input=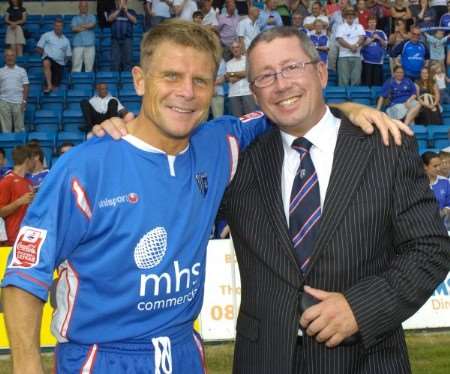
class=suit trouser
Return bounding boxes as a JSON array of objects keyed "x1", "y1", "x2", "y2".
[
  {"x1": 72, "y1": 46, "x2": 96, "y2": 72},
  {"x1": 338, "y1": 56, "x2": 362, "y2": 86},
  {"x1": 228, "y1": 95, "x2": 257, "y2": 117},
  {"x1": 80, "y1": 99, "x2": 118, "y2": 132},
  {"x1": 0, "y1": 100, "x2": 24, "y2": 133}
]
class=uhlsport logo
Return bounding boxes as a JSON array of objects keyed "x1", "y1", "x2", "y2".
[
  {"x1": 134, "y1": 227, "x2": 201, "y2": 312},
  {"x1": 98, "y1": 192, "x2": 139, "y2": 208}
]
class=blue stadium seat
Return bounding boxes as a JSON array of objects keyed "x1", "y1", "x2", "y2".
[
  {"x1": 119, "y1": 85, "x2": 137, "y2": 97},
  {"x1": 62, "y1": 109, "x2": 84, "y2": 130},
  {"x1": 120, "y1": 71, "x2": 133, "y2": 85},
  {"x1": 412, "y1": 125, "x2": 428, "y2": 151},
  {"x1": 34, "y1": 110, "x2": 61, "y2": 132},
  {"x1": 57, "y1": 131, "x2": 86, "y2": 148},
  {"x1": 371, "y1": 86, "x2": 382, "y2": 105},
  {"x1": 0, "y1": 133, "x2": 27, "y2": 166},
  {"x1": 71, "y1": 83, "x2": 94, "y2": 94},
  {"x1": 96, "y1": 71, "x2": 120, "y2": 85},
  {"x1": 428, "y1": 125, "x2": 450, "y2": 150},
  {"x1": 40, "y1": 90, "x2": 65, "y2": 111},
  {"x1": 27, "y1": 15, "x2": 42, "y2": 23},
  {"x1": 70, "y1": 71, "x2": 95, "y2": 85},
  {"x1": 25, "y1": 106, "x2": 36, "y2": 132},
  {"x1": 324, "y1": 86, "x2": 348, "y2": 101},
  {"x1": 347, "y1": 86, "x2": 371, "y2": 102}
]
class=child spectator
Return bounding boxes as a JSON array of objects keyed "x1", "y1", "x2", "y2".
[
  {"x1": 192, "y1": 10, "x2": 204, "y2": 24},
  {"x1": 416, "y1": 67, "x2": 443, "y2": 125},
  {"x1": 424, "y1": 29, "x2": 449, "y2": 71},
  {"x1": 26, "y1": 143, "x2": 49, "y2": 192},
  {"x1": 308, "y1": 20, "x2": 329, "y2": 65},
  {"x1": 361, "y1": 15, "x2": 387, "y2": 86},
  {"x1": 0, "y1": 145, "x2": 34, "y2": 246},
  {"x1": 430, "y1": 62, "x2": 450, "y2": 104},
  {"x1": 5, "y1": 0, "x2": 27, "y2": 57},
  {"x1": 0, "y1": 148, "x2": 12, "y2": 178}
]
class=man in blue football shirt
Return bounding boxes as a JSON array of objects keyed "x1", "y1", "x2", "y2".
[{"x1": 2, "y1": 21, "x2": 409, "y2": 374}]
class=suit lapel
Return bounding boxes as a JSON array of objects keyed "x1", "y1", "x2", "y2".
[
  {"x1": 250, "y1": 129, "x2": 300, "y2": 269},
  {"x1": 305, "y1": 117, "x2": 374, "y2": 276}
]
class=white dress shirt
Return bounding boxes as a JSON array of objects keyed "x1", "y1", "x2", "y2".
[{"x1": 280, "y1": 107, "x2": 341, "y2": 225}]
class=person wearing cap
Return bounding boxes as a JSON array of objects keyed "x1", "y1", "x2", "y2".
[{"x1": 336, "y1": 6, "x2": 366, "y2": 86}]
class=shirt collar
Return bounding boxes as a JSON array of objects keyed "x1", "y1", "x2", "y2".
[{"x1": 280, "y1": 106, "x2": 340, "y2": 155}]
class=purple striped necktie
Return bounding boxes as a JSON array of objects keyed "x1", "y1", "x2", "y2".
[{"x1": 289, "y1": 137, "x2": 321, "y2": 272}]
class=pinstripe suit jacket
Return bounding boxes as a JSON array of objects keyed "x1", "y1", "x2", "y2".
[{"x1": 222, "y1": 114, "x2": 450, "y2": 374}]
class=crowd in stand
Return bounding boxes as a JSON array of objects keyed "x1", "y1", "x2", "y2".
[{"x1": 3, "y1": 0, "x2": 450, "y2": 129}]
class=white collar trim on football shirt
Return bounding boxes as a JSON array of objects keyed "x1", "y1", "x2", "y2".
[{"x1": 123, "y1": 134, "x2": 189, "y2": 177}]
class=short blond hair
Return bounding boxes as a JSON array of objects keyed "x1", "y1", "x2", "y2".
[{"x1": 140, "y1": 20, "x2": 222, "y2": 74}]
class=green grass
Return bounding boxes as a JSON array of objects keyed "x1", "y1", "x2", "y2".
[{"x1": 0, "y1": 332, "x2": 448, "y2": 373}]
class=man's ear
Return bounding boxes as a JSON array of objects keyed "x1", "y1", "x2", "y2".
[{"x1": 132, "y1": 66, "x2": 145, "y2": 97}]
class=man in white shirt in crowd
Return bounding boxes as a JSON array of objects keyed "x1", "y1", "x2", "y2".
[
  {"x1": 303, "y1": 1, "x2": 329, "y2": 31},
  {"x1": 37, "y1": 18, "x2": 72, "y2": 93},
  {"x1": 336, "y1": 6, "x2": 365, "y2": 86},
  {"x1": 200, "y1": 0, "x2": 219, "y2": 27},
  {"x1": 71, "y1": 1, "x2": 96, "y2": 73},
  {"x1": 144, "y1": 0, "x2": 172, "y2": 30},
  {"x1": 225, "y1": 40, "x2": 257, "y2": 117},
  {"x1": 0, "y1": 49, "x2": 29, "y2": 133},
  {"x1": 238, "y1": 6, "x2": 261, "y2": 50},
  {"x1": 174, "y1": 0, "x2": 198, "y2": 21},
  {"x1": 80, "y1": 82, "x2": 128, "y2": 133},
  {"x1": 218, "y1": 0, "x2": 241, "y2": 59}
]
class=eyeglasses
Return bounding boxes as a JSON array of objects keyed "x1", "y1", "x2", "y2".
[{"x1": 251, "y1": 60, "x2": 319, "y2": 88}]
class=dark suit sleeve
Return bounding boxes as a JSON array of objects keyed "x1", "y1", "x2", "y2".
[{"x1": 344, "y1": 136, "x2": 450, "y2": 349}]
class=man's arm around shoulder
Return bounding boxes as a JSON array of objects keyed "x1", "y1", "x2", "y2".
[{"x1": 2, "y1": 286, "x2": 45, "y2": 374}]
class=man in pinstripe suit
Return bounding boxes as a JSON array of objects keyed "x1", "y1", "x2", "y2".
[{"x1": 221, "y1": 27, "x2": 450, "y2": 373}]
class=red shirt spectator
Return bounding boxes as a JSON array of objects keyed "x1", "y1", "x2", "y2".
[
  {"x1": 0, "y1": 145, "x2": 34, "y2": 246},
  {"x1": 357, "y1": 0, "x2": 371, "y2": 29}
]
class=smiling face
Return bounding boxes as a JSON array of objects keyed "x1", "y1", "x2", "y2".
[
  {"x1": 132, "y1": 40, "x2": 216, "y2": 151},
  {"x1": 248, "y1": 36, "x2": 327, "y2": 137}
]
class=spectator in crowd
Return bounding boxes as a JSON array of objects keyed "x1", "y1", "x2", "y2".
[
  {"x1": 37, "y1": 18, "x2": 71, "y2": 93},
  {"x1": 80, "y1": 82, "x2": 128, "y2": 133},
  {"x1": 0, "y1": 49, "x2": 28, "y2": 133},
  {"x1": 291, "y1": 0, "x2": 311, "y2": 18},
  {"x1": 238, "y1": 6, "x2": 261, "y2": 50},
  {"x1": 431, "y1": 62, "x2": 450, "y2": 103},
  {"x1": 58, "y1": 142, "x2": 75, "y2": 156},
  {"x1": 218, "y1": 0, "x2": 241, "y2": 59},
  {"x1": 391, "y1": 0, "x2": 413, "y2": 32},
  {"x1": 97, "y1": 0, "x2": 116, "y2": 29},
  {"x1": 225, "y1": 40, "x2": 257, "y2": 117},
  {"x1": 431, "y1": 0, "x2": 448, "y2": 24},
  {"x1": 377, "y1": 65, "x2": 421, "y2": 126},
  {"x1": 0, "y1": 145, "x2": 34, "y2": 246},
  {"x1": 361, "y1": 15, "x2": 387, "y2": 86},
  {"x1": 291, "y1": 11, "x2": 307, "y2": 33},
  {"x1": 108, "y1": 0, "x2": 137, "y2": 72},
  {"x1": 336, "y1": 7, "x2": 365, "y2": 86},
  {"x1": 439, "y1": 151, "x2": 450, "y2": 178},
  {"x1": 388, "y1": 18, "x2": 409, "y2": 73},
  {"x1": 308, "y1": 20, "x2": 329, "y2": 65},
  {"x1": 275, "y1": 0, "x2": 291, "y2": 25},
  {"x1": 26, "y1": 143, "x2": 49, "y2": 192},
  {"x1": 200, "y1": 0, "x2": 219, "y2": 27},
  {"x1": 415, "y1": 67, "x2": 443, "y2": 125},
  {"x1": 425, "y1": 29, "x2": 449, "y2": 71},
  {"x1": 258, "y1": 0, "x2": 284, "y2": 31},
  {"x1": 211, "y1": 58, "x2": 226, "y2": 118},
  {"x1": 392, "y1": 25, "x2": 430, "y2": 80},
  {"x1": 174, "y1": 0, "x2": 198, "y2": 20},
  {"x1": 356, "y1": 0, "x2": 370, "y2": 29},
  {"x1": 304, "y1": 2, "x2": 329, "y2": 30},
  {"x1": 409, "y1": 0, "x2": 422, "y2": 21},
  {"x1": 439, "y1": 0, "x2": 450, "y2": 26},
  {"x1": 417, "y1": 0, "x2": 437, "y2": 28},
  {"x1": 143, "y1": 0, "x2": 172, "y2": 30},
  {"x1": 71, "y1": 1, "x2": 97, "y2": 73},
  {"x1": 422, "y1": 151, "x2": 450, "y2": 226},
  {"x1": 192, "y1": 10, "x2": 204, "y2": 23},
  {"x1": 5, "y1": 0, "x2": 27, "y2": 57},
  {"x1": 0, "y1": 148, "x2": 12, "y2": 178}
]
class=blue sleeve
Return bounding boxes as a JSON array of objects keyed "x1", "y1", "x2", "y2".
[
  {"x1": 445, "y1": 181, "x2": 450, "y2": 207},
  {"x1": 1, "y1": 156, "x2": 91, "y2": 301},
  {"x1": 391, "y1": 41, "x2": 405, "y2": 57},
  {"x1": 207, "y1": 113, "x2": 272, "y2": 151}
]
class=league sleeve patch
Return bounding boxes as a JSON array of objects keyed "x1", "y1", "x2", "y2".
[
  {"x1": 226, "y1": 135, "x2": 239, "y2": 183},
  {"x1": 8, "y1": 226, "x2": 47, "y2": 269},
  {"x1": 239, "y1": 111, "x2": 264, "y2": 123}
]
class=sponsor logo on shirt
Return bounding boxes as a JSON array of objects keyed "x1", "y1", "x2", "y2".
[
  {"x1": 98, "y1": 192, "x2": 139, "y2": 208},
  {"x1": 9, "y1": 226, "x2": 47, "y2": 269},
  {"x1": 134, "y1": 226, "x2": 201, "y2": 312}
]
